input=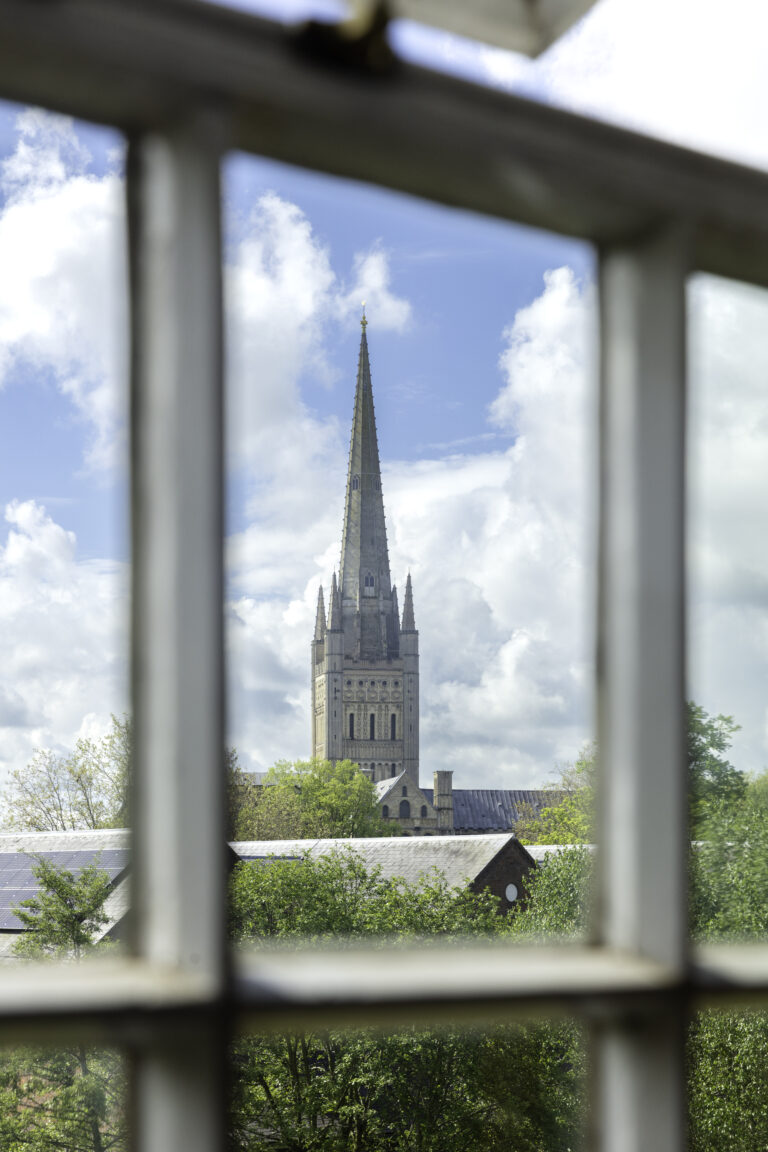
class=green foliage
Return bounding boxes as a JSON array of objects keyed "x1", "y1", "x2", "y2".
[
  {"x1": 507, "y1": 848, "x2": 592, "y2": 942},
  {"x1": 688, "y1": 1008, "x2": 768, "y2": 1152},
  {"x1": 687, "y1": 702, "x2": 745, "y2": 833},
  {"x1": 230, "y1": 1021, "x2": 586, "y2": 1152},
  {"x1": 233, "y1": 758, "x2": 396, "y2": 841},
  {"x1": 520, "y1": 704, "x2": 745, "y2": 846},
  {"x1": 690, "y1": 772, "x2": 768, "y2": 942},
  {"x1": 12, "y1": 855, "x2": 113, "y2": 961},
  {"x1": 515, "y1": 746, "x2": 595, "y2": 845},
  {"x1": 1, "y1": 857, "x2": 126, "y2": 1151},
  {"x1": 0, "y1": 715, "x2": 131, "y2": 831},
  {"x1": 229, "y1": 849, "x2": 586, "y2": 1151},
  {"x1": 229, "y1": 849, "x2": 502, "y2": 944},
  {"x1": 509, "y1": 751, "x2": 768, "y2": 1152},
  {"x1": 685, "y1": 768, "x2": 768, "y2": 1149},
  {"x1": 0, "y1": 1046, "x2": 126, "y2": 1152}
]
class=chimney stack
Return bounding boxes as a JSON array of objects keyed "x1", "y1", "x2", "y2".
[{"x1": 433, "y1": 770, "x2": 454, "y2": 833}]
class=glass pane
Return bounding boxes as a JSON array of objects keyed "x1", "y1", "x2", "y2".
[
  {"x1": 0, "y1": 103, "x2": 129, "y2": 951},
  {"x1": 0, "y1": 1044, "x2": 127, "y2": 1149},
  {"x1": 230, "y1": 1020, "x2": 587, "y2": 1151},
  {"x1": 687, "y1": 274, "x2": 768, "y2": 941},
  {"x1": 222, "y1": 151, "x2": 596, "y2": 946},
  {"x1": 689, "y1": 1008, "x2": 768, "y2": 1151}
]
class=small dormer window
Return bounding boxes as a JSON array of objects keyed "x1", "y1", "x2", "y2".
[{"x1": 352, "y1": 475, "x2": 360, "y2": 490}]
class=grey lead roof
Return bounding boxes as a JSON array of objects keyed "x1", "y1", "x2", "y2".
[
  {"x1": 234, "y1": 833, "x2": 521, "y2": 889},
  {"x1": 0, "y1": 829, "x2": 131, "y2": 956},
  {"x1": 421, "y1": 789, "x2": 566, "y2": 832}
]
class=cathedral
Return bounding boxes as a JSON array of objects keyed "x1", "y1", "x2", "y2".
[
  {"x1": 310, "y1": 313, "x2": 445, "y2": 833},
  {"x1": 311, "y1": 314, "x2": 560, "y2": 837}
]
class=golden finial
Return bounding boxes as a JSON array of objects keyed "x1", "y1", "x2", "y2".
[{"x1": 361, "y1": 301, "x2": 367, "y2": 330}]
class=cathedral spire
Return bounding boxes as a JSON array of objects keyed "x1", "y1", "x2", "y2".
[
  {"x1": 327, "y1": 571, "x2": 342, "y2": 631},
  {"x1": 338, "y1": 315, "x2": 393, "y2": 659},
  {"x1": 401, "y1": 572, "x2": 416, "y2": 632},
  {"x1": 314, "y1": 585, "x2": 326, "y2": 640}
]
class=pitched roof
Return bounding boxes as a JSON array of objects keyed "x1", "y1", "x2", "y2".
[
  {"x1": 0, "y1": 828, "x2": 130, "y2": 959},
  {"x1": 375, "y1": 771, "x2": 407, "y2": 801},
  {"x1": 233, "y1": 833, "x2": 526, "y2": 889},
  {"x1": 421, "y1": 789, "x2": 567, "y2": 832}
]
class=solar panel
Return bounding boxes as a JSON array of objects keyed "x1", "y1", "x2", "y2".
[{"x1": 0, "y1": 850, "x2": 129, "y2": 933}]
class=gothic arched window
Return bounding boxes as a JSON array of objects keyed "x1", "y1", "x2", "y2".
[
  {"x1": 391, "y1": 764, "x2": 396, "y2": 776},
  {"x1": 369, "y1": 713, "x2": 375, "y2": 740},
  {"x1": 420, "y1": 805, "x2": 427, "y2": 818},
  {"x1": 399, "y1": 799, "x2": 410, "y2": 819},
  {"x1": 382, "y1": 805, "x2": 389, "y2": 819},
  {"x1": 390, "y1": 713, "x2": 396, "y2": 740},
  {"x1": 352, "y1": 475, "x2": 359, "y2": 490},
  {"x1": 349, "y1": 713, "x2": 354, "y2": 739},
  {"x1": 364, "y1": 573, "x2": 374, "y2": 589},
  {"x1": 402, "y1": 786, "x2": 407, "y2": 797}
]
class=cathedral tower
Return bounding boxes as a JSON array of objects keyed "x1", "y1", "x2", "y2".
[{"x1": 311, "y1": 313, "x2": 419, "y2": 784}]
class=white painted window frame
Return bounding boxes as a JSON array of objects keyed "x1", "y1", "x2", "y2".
[{"x1": 1, "y1": 3, "x2": 768, "y2": 1150}]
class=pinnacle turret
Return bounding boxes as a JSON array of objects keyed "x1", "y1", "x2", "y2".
[
  {"x1": 391, "y1": 584, "x2": 400, "y2": 632},
  {"x1": 401, "y1": 572, "x2": 416, "y2": 632},
  {"x1": 327, "y1": 571, "x2": 342, "y2": 631},
  {"x1": 314, "y1": 585, "x2": 326, "y2": 640}
]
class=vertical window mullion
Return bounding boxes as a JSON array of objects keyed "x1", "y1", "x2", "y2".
[
  {"x1": 128, "y1": 113, "x2": 228, "y2": 1151},
  {"x1": 595, "y1": 226, "x2": 690, "y2": 1151}
]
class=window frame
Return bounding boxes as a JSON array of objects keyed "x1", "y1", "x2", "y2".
[{"x1": 0, "y1": 3, "x2": 767, "y2": 1150}]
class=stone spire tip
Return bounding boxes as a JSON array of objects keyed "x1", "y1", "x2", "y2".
[
  {"x1": 327, "y1": 571, "x2": 342, "y2": 631},
  {"x1": 401, "y1": 571, "x2": 416, "y2": 631},
  {"x1": 314, "y1": 584, "x2": 326, "y2": 640},
  {"x1": 361, "y1": 301, "x2": 367, "y2": 330}
]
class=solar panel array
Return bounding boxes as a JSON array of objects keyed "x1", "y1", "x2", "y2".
[{"x1": 0, "y1": 850, "x2": 129, "y2": 931}]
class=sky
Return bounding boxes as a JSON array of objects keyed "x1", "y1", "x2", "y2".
[{"x1": 1, "y1": 0, "x2": 768, "y2": 790}]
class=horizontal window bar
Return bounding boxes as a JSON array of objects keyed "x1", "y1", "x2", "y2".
[
  {"x1": 0, "y1": 3, "x2": 768, "y2": 287},
  {"x1": 1, "y1": 944, "x2": 766, "y2": 1042}
]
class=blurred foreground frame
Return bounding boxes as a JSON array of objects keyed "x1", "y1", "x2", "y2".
[{"x1": 1, "y1": 1, "x2": 768, "y2": 1150}]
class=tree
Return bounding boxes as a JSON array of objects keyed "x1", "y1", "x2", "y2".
[
  {"x1": 13, "y1": 855, "x2": 113, "y2": 961},
  {"x1": 0, "y1": 715, "x2": 131, "y2": 832},
  {"x1": 0, "y1": 857, "x2": 127, "y2": 1152},
  {"x1": 687, "y1": 702, "x2": 744, "y2": 832},
  {"x1": 228, "y1": 849, "x2": 586, "y2": 1151},
  {"x1": 518, "y1": 704, "x2": 746, "y2": 845},
  {"x1": 514, "y1": 746, "x2": 595, "y2": 845},
  {"x1": 232, "y1": 757, "x2": 396, "y2": 841}
]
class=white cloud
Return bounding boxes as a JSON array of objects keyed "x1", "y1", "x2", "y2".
[
  {"x1": 0, "y1": 110, "x2": 127, "y2": 473},
  {"x1": 382, "y1": 267, "x2": 598, "y2": 785},
  {"x1": 0, "y1": 500, "x2": 127, "y2": 783},
  {"x1": 336, "y1": 246, "x2": 412, "y2": 332}
]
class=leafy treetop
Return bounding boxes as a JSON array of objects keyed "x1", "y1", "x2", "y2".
[
  {"x1": 229, "y1": 756, "x2": 397, "y2": 841},
  {"x1": 13, "y1": 855, "x2": 113, "y2": 962},
  {"x1": 1, "y1": 715, "x2": 131, "y2": 832}
]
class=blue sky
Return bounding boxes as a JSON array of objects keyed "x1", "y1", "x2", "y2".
[{"x1": 1, "y1": 0, "x2": 768, "y2": 789}]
